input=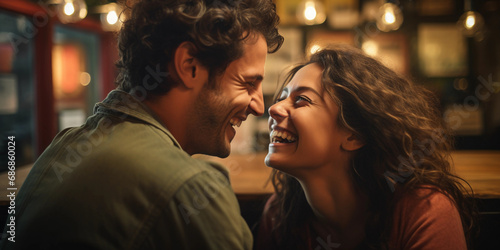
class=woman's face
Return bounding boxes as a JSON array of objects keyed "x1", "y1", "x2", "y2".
[{"x1": 265, "y1": 63, "x2": 354, "y2": 174}]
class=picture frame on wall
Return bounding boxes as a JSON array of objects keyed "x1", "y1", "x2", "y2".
[
  {"x1": 305, "y1": 30, "x2": 355, "y2": 57},
  {"x1": 275, "y1": 0, "x2": 302, "y2": 25},
  {"x1": 417, "y1": 0, "x2": 456, "y2": 16},
  {"x1": 418, "y1": 23, "x2": 468, "y2": 77},
  {"x1": 263, "y1": 27, "x2": 304, "y2": 95},
  {"x1": 0, "y1": 74, "x2": 18, "y2": 115},
  {"x1": 360, "y1": 33, "x2": 410, "y2": 76}
]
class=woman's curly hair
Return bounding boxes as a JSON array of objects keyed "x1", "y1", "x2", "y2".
[
  {"x1": 116, "y1": 0, "x2": 283, "y2": 97},
  {"x1": 270, "y1": 45, "x2": 477, "y2": 249}
]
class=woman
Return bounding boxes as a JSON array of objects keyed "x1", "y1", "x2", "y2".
[{"x1": 255, "y1": 46, "x2": 476, "y2": 249}]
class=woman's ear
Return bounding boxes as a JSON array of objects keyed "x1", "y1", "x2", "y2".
[
  {"x1": 341, "y1": 133, "x2": 365, "y2": 151},
  {"x1": 174, "y1": 41, "x2": 208, "y2": 89}
]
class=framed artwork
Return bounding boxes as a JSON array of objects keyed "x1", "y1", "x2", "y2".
[
  {"x1": 418, "y1": 23, "x2": 468, "y2": 77},
  {"x1": 0, "y1": 74, "x2": 17, "y2": 114},
  {"x1": 305, "y1": 30, "x2": 355, "y2": 57},
  {"x1": 263, "y1": 27, "x2": 303, "y2": 95},
  {"x1": 325, "y1": 0, "x2": 359, "y2": 29},
  {"x1": 361, "y1": 33, "x2": 410, "y2": 76},
  {"x1": 275, "y1": 0, "x2": 302, "y2": 25},
  {"x1": 417, "y1": 0, "x2": 456, "y2": 16},
  {"x1": 52, "y1": 43, "x2": 86, "y2": 100}
]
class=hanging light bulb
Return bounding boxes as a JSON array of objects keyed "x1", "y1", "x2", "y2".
[
  {"x1": 106, "y1": 10, "x2": 119, "y2": 25},
  {"x1": 98, "y1": 3, "x2": 125, "y2": 31},
  {"x1": 376, "y1": 3, "x2": 403, "y2": 32},
  {"x1": 296, "y1": 0, "x2": 326, "y2": 25},
  {"x1": 63, "y1": 2, "x2": 75, "y2": 16},
  {"x1": 57, "y1": 0, "x2": 87, "y2": 23},
  {"x1": 457, "y1": 11, "x2": 485, "y2": 38}
]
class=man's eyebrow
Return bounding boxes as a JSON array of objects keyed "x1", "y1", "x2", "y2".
[{"x1": 244, "y1": 74, "x2": 264, "y2": 82}]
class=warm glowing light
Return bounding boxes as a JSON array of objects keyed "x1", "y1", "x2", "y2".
[
  {"x1": 80, "y1": 72, "x2": 91, "y2": 86},
  {"x1": 64, "y1": 2, "x2": 75, "y2": 16},
  {"x1": 376, "y1": 3, "x2": 403, "y2": 32},
  {"x1": 106, "y1": 10, "x2": 118, "y2": 25},
  {"x1": 309, "y1": 44, "x2": 321, "y2": 55},
  {"x1": 297, "y1": 0, "x2": 325, "y2": 25},
  {"x1": 79, "y1": 7, "x2": 87, "y2": 19},
  {"x1": 458, "y1": 11, "x2": 485, "y2": 38},
  {"x1": 99, "y1": 3, "x2": 124, "y2": 31},
  {"x1": 362, "y1": 41, "x2": 378, "y2": 57},
  {"x1": 465, "y1": 15, "x2": 476, "y2": 29},
  {"x1": 58, "y1": 0, "x2": 87, "y2": 23},
  {"x1": 53, "y1": 45, "x2": 83, "y2": 97},
  {"x1": 383, "y1": 11, "x2": 396, "y2": 24},
  {"x1": 304, "y1": 3, "x2": 317, "y2": 21}
]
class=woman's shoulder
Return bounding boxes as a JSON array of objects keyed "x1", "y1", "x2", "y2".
[
  {"x1": 390, "y1": 185, "x2": 467, "y2": 249},
  {"x1": 393, "y1": 185, "x2": 462, "y2": 227},
  {"x1": 394, "y1": 185, "x2": 456, "y2": 209}
]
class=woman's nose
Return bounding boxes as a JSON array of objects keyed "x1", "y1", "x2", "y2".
[{"x1": 268, "y1": 100, "x2": 288, "y2": 121}]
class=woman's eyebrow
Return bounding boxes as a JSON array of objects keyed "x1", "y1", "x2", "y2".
[{"x1": 292, "y1": 86, "x2": 322, "y2": 98}]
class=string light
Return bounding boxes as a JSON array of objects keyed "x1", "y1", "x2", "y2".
[
  {"x1": 376, "y1": 3, "x2": 403, "y2": 32},
  {"x1": 106, "y1": 10, "x2": 118, "y2": 25},
  {"x1": 97, "y1": 3, "x2": 125, "y2": 31},
  {"x1": 304, "y1": 2, "x2": 317, "y2": 21},
  {"x1": 63, "y1": 2, "x2": 75, "y2": 16},
  {"x1": 57, "y1": 0, "x2": 87, "y2": 23},
  {"x1": 458, "y1": 11, "x2": 485, "y2": 38},
  {"x1": 296, "y1": 0, "x2": 326, "y2": 25}
]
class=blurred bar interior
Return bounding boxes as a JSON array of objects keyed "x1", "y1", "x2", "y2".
[{"x1": 0, "y1": 0, "x2": 499, "y2": 248}]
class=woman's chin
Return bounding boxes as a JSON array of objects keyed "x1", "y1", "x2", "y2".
[{"x1": 264, "y1": 153, "x2": 289, "y2": 172}]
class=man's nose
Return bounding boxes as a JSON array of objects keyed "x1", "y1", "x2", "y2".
[{"x1": 248, "y1": 85, "x2": 264, "y2": 116}]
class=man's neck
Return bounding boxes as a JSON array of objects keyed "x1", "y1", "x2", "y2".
[{"x1": 142, "y1": 87, "x2": 195, "y2": 154}]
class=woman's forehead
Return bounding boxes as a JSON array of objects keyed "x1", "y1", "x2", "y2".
[{"x1": 285, "y1": 63, "x2": 323, "y2": 91}]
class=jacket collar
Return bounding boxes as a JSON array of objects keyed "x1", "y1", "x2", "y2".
[{"x1": 94, "y1": 90, "x2": 182, "y2": 149}]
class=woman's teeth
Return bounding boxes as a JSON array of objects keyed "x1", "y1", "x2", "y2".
[{"x1": 270, "y1": 130, "x2": 297, "y2": 143}]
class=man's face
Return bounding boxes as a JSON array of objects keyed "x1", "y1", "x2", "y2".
[{"x1": 189, "y1": 33, "x2": 267, "y2": 157}]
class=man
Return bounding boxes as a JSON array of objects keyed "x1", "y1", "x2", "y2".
[{"x1": 0, "y1": 0, "x2": 283, "y2": 249}]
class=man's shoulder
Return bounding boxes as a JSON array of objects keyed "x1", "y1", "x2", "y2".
[{"x1": 43, "y1": 114, "x2": 229, "y2": 193}]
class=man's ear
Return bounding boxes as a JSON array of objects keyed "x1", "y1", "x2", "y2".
[
  {"x1": 341, "y1": 132, "x2": 365, "y2": 151},
  {"x1": 174, "y1": 41, "x2": 208, "y2": 89}
]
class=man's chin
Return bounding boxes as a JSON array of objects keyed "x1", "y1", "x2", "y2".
[{"x1": 206, "y1": 143, "x2": 231, "y2": 158}]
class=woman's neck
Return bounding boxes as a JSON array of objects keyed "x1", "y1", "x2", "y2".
[{"x1": 298, "y1": 171, "x2": 369, "y2": 247}]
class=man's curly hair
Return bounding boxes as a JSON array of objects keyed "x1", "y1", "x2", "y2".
[{"x1": 115, "y1": 0, "x2": 283, "y2": 98}]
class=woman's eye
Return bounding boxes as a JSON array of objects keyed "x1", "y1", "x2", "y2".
[
  {"x1": 294, "y1": 95, "x2": 312, "y2": 104},
  {"x1": 275, "y1": 97, "x2": 286, "y2": 103},
  {"x1": 275, "y1": 93, "x2": 288, "y2": 103}
]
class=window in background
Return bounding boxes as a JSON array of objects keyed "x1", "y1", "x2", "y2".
[
  {"x1": 53, "y1": 25, "x2": 101, "y2": 131},
  {"x1": 0, "y1": 10, "x2": 36, "y2": 172}
]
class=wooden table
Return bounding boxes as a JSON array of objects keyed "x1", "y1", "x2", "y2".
[
  {"x1": 199, "y1": 150, "x2": 500, "y2": 199},
  {"x1": 2, "y1": 151, "x2": 499, "y2": 202},
  {"x1": 452, "y1": 151, "x2": 500, "y2": 199}
]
